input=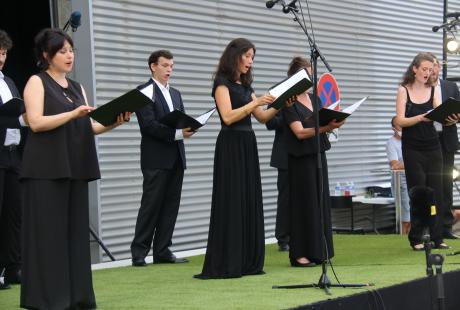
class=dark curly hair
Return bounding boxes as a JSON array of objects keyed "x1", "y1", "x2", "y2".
[
  {"x1": 0, "y1": 29, "x2": 13, "y2": 51},
  {"x1": 287, "y1": 56, "x2": 311, "y2": 77},
  {"x1": 401, "y1": 52, "x2": 434, "y2": 86},
  {"x1": 34, "y1": 28, "x2": 73, "y2": 70}
]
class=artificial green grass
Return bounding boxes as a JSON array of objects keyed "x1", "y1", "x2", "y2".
[{"x1": 3, "y1": 235, "x2": 460, "y2": 309}]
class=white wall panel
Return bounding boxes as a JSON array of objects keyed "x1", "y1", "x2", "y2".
[{"x1": 88, "y1": 0, "x2": 460, "y2": 260}]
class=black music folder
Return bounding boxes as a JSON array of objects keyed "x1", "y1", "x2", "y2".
[
  {"x1": 159, "y1": 108, "x2": 216, "y2": 130},
  {"x1": 268, "y1": 68, "x2": 312, "y2": 110},
  {"x1": 0, "y1": 97, "x2": 25, "y2": 116},
  {"x1": 318, "y1": 96, "x2": 368, "y2": 126},
  {"x1": 89, "y1": 89, "x2": 152, "y2": 126},
  {"x1": 425, "y1": 97, "x2": 460, "y2": 124}
]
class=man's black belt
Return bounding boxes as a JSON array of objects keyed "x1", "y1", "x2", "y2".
[{"x1": 2, "y1": 145, "x2": 18, "y2": 152}]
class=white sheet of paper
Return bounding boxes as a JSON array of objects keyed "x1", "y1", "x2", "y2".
[
  {"x1": 342, "y1": 96, "x2": 368, "y2": 114},
  {"x1": 139, "y1": 83, "x2": 154, "y2": 99},
  {"x1": 268, "y1": 69, "x2": 310, "y2": 98},
  {"x1": 195, "y1": 108, "x2": 216, "y2": 125}
]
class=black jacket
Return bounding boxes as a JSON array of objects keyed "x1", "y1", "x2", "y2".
[
  {"x1": 0, "y1": 75, "x2": 27, "y2": 156},
  {"x1": 265, "y1": 113, "x2": 288, "y2": 170},
  {"x1": 136, "y1": 79, "x2": 186, "y2": 170},
  {"x1": 439, "y1": 79, "x2": 460, "y2": 152}
]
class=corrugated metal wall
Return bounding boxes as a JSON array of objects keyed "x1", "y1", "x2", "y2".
[{"x1": 89, "y1": 0, "x2": 460, "y2": 261}]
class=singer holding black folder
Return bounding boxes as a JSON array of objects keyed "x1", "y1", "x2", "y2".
[
  {"x1": 20, "y1": 28, "x2": 129, "y2": 310},
  {"x1": 283, "y1": 56, "x2": 344, "y2": 267},
  {"x1": 195, "y1": 38, "x2": 294, "y2": 279},
  {"x1": 130, "y1": 50, "x2": 194, "y2": 267},
  {"x1": 395, "y1": 52, "x2": 454, "y2": 251}
]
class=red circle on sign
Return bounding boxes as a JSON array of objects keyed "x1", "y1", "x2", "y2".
[{"x1": 317, "y1": 73, "x2": 340, "y2": 110}]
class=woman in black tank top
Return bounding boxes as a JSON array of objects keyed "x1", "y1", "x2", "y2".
[
  {"x1": 20, "y1": 28, "x2": 130, "y2": 310},
  {"x1": 395, "y1": 52, "x2": 451, "y2": 251}
]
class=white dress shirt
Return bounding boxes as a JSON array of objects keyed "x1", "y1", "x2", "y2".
[
  {"x1": 151, "y1": 78, "x2": 183, "y2": 140},
  {"x1": 434, "y1": 79, "x2": 443, "y2": 132},
  {"x1": 0, "y1": 71, "x2": 24, "y2": 146}
]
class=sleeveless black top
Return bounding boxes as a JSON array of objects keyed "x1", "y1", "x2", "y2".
[
  {"x1": 401, "y1": 86, "x2": 440, "y2": 151},
  {"x1": 21, "y1": 72, "x2": 100, "y2": 180},
  {"x1": 283, "y1": 94, "x2": 331, "y2": 156},
  {"x1": 212, "y1": 76, "x2": 253, "y2": 131}
]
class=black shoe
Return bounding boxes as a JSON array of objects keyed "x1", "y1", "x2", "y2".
[
  {"x1": 278, "y1": 243, "x2": 289, "y2": 252},
  {"x1": 153, "y1": 254, "x2": 189, "y2": 264},
  {"x1": 132, "y1": 258, "x2": 147, "y2": 267},
  {"x1": 443, "y1": 232, "x2": 460, "y2": 239},
  {"x1": 0, "y1": 281, "x2": 10, "y2": 290},
  {"x1": 290, "y1": 258, "x2": 316, "y2": 267},
  {"x1": 4, "y1": 269, "x2": 21, "y2": 284},
  {"x1": 435, "y1": 243, "x2": 451, "y2": 250}
]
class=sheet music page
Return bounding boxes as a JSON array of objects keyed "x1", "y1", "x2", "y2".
[
  {"x1": 195, "y1": 108, "x2": 216, "y2": 125},
  {"x1": 326, "y1": 100, "x2": 340, "y2": 110},
  {"x1": 139, "y1": 83, "x2": 154, "y2": 99},
  {"x1": 269, "y1": 69, "x2": 309, "y2": 98},
  {"x1": 342, "y1": 96, "x2": 368, "y2": 114}
]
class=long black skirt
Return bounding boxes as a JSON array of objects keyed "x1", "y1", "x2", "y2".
[
  {"x1": 20, "y1": 179, "x2": 96, "y2": 310},
  {"x1": 288, "y1": 152, "x2": 334, "y2": 263},
  {"x1": 195, "y1": 129, "x2": 265, "y2": 279}
]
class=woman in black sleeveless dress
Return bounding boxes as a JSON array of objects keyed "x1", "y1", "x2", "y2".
[
  {"x1": 195, "y1": 38, "x2": 293, "y2": 279},
  {"x1": 395, "y1": 52, "x2": 453, "y2": 250},
  {"x1": 20, "y1": 29, "x2": 129, "y2": 310},
  {"x1": 283, "y1": 57, "x2": 344, "y2": 267}
]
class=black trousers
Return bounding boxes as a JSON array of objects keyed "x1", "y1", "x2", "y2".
[
  {"x1": 20, "y1": 179, "x2": 95, "y2": 310},
  {"x1": 402, "y1": 147, "x2": 444, "y2": 246},
  {"x1": 440, "y1": 144, "x2": 455, "y2": 233},
  {"x1": 131, "y1": 161, "x2": 184, "y2": 260},
  {"x1": 275, "y1": 169, "x2": 289, "y2": 245},
  {"x1": 0, "y1": 148, "x2": 22, "y2": 278}
]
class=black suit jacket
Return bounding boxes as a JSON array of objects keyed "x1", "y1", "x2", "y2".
[
  {"x1": 0, "y1": 76, "x2": 27, "y2": 159},
  {"x1": 439, "y1": 79, "x2": 460, "y2": 152},
  {"x1": 265, "y1": 113, "x2": 288, "y2": 170},
  {"x1": 136, "y1": 79, "x2": 186, "y2": 170}
]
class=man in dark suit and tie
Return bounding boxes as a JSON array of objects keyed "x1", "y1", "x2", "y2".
[
  {"x1": 431, "y1": 54, "x2": 460, "y2": 239},
  {"x1": 0, "y1": 29, "x2": 27, "y2": 289},
  {"x1": 131, "y1": 50, "x2": 194, "y2": 266},
  {"x1": 266, "y1": 114, "x2": 290, "y2": 251}
]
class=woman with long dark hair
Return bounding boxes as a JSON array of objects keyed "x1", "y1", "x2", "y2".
[
  {"x1": 395, "y1": 52, "x2": 452, "y2": 250},
  {"x1": 20, "y1": 28, "x2": 129, "y2": 310},
  {"x1": 283, "y1": 56, "x2": 344, "y2": 267},
  {"x1": 195, "y1": 38, "x2": 292, "y2": 279}
]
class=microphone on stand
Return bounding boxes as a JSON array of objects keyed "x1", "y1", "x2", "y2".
[
  {"x1": 432, "y1": 22, "x2": 453, "y2": 32},
  {"x1": 63, "y1": 11, "x2": 82, "y2": 32},
  {"x1": 266, "y1": 0, "x2": 282, "y2": 9},
  {"x1": 282, "y1": 0, "x2": 299, "y2": 14}
]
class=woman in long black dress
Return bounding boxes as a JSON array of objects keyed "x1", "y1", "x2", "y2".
[
  {"x1": 195, "y1": 38, "x2": 292, "y2": 279},
  {"x1": 20, "y1": 28, "x2": 129, "y2": 310},
  {"x1": 283, "y1": 56, "x2": 344, "y2": 267}
]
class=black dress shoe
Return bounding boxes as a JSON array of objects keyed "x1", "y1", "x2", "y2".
[
  {"x1": 132, "y1": 258, "x2": 147, "y2": 267},
  {"x1": 443, "y1": 232, "x2": 460, "y2": 239},
  {"x1": 5, "y1": 269, "x2": 21, "y2": 284},
  {"x1": 278, "y1": 244, "x2": 289, "y2": 252},
  {"x1": 0, "y1": 281, "x2": 10, "y2": 290},
  {"x1": 153, "y1": 255, "x2": 189, "y2": 264},
  {"x1": 435, "y1": 243, "x2": 451, "y2": 250}
]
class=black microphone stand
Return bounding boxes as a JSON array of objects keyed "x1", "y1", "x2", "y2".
[{"x1": 271, "y1": 0, "x2": 370, "y2": 294}]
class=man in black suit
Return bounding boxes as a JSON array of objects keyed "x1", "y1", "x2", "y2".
[
  {"x1": 266, "y1": 114, "x2": 290, "y2": 251},
  {"x1": 0, "y1": 29, "x2": 27, "y2": 289},
  {"x1": 431, "y1": 54, "x2": 460, "y2": 239},
  {"x1": 130, "y1": 50, "x2": 194, "y2": 266}
]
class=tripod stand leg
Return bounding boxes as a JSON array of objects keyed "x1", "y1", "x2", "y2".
[{"x1": 89, "y1": 227, "x2": 116, "y2": 261}]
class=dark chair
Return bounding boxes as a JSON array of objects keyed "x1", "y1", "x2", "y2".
[{"x1": 330, "y1": 196, "x2": 365, "y2": 234}]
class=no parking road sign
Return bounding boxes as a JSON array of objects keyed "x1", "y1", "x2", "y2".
[{"x1": 318, "y1": 73, "x2": 340, "y2": 110}]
